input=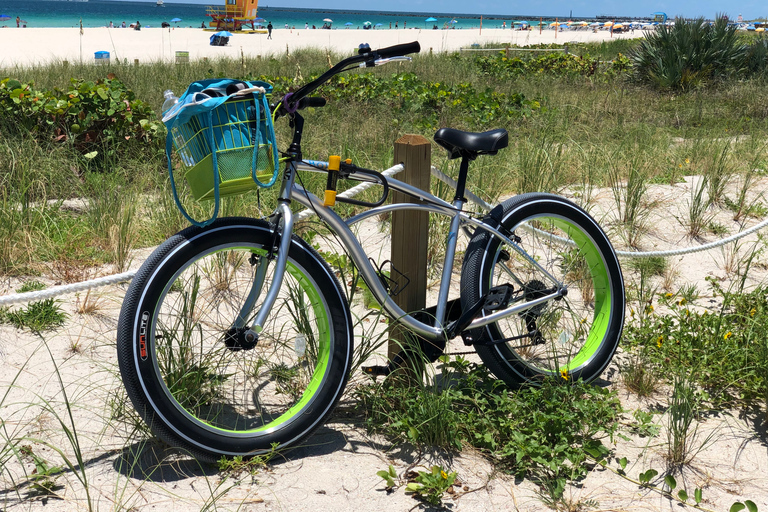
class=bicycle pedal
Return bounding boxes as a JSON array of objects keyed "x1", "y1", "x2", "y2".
[{"x1": 483, "y1": 284, "x2": 514, "y2": 312}]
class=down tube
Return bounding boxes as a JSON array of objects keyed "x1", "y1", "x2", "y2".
[{"x1": 290, "y1": 185, "x2": 444, "y2": 341}]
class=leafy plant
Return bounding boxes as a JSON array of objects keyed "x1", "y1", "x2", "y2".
[
  {"x1": 19, "y1": 445, "x2": 64, "y2": 497},
  {"x1": 357, "y1": 364, "x2": 623, "y2": 499},
  {"x1": 0, "y1": 298, "x2": 67, "y2": 332},
  {"x1": 377, "y1": 465, "x2": 398, "y2": 489},
  {"x1": 631, "y1": 16, "x2": 745, "y2": 90},
  {"x1": 404, "y1": 465, "x2": 457, "y2": 506},
  {"x1": 0, "y1": 76, "x2": 162, "y2": 161}
]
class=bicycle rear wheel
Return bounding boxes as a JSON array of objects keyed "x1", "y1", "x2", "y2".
[
  {"x1": 117, "y1": 217, "x2": 352, "y2": 461},
  {"x1": 461, "y1": 193, "x2": 624, "y2": 387}
]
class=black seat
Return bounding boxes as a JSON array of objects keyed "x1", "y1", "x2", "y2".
[{"x1": 434, "y1": 128, "x2": 508, "y2": 160}]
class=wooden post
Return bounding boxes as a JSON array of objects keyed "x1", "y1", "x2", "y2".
[{"x1": 389, "y1": 134, "x2": 431, "y2": 368}]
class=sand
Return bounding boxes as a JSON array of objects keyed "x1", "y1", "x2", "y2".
[
  {"x1": 2, "y1": 176, "x2": 768, "y2": 511},
  {"x1": 0, "y1": 26, "x2": 644, "y2": 68}
]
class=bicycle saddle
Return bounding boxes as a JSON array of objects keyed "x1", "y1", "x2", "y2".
[{"x1": 434, "y1": 128, "x2": 508, "y2": 160}]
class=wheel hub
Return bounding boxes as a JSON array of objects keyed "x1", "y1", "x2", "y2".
[{"x1": 223, "y1": 327, "x2": 259, "y2": 351}]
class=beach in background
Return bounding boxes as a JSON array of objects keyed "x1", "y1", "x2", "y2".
[{"x1": 0, "y1": 26, "x2": 643, "y2": 68}]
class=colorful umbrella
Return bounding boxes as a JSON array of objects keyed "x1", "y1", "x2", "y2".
[
  {"x1": 344, "y1": 22, "x2": 352, "y2": 26},
  {"x1": 425, "y1": 17, "x2": 437, "y2": 22},
  {"x1": 323, "y1": 18, "x2": 332, "y2": 23},
  {"x1": 171, "y1": 17, "x2": 182, "y2": 23},
  {"x1": 214, "y1": 30, "x2": 233, "y2": 36}
]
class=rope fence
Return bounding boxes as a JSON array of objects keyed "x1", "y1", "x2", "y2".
[{"x1": 1, "y1": 163, "x2": 765, "y2": 306}]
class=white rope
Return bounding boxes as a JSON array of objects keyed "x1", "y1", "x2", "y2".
[
  {"x1": 0, "y1": 164, "x2": 405, "y2": 306},
  {"x1": 0, "y1": 271, "x2": 136, "y2": 307},
  {"x1": 3, "y1": 163, "x2": 765, "y2": 306},
  {"x1": 429, "y1": 166, "x2": 768, "y2": 260}
]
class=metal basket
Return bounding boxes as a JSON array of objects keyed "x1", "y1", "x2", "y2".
[{"x1": 169, "y1": 95, "x2": 275, "y2": 201}]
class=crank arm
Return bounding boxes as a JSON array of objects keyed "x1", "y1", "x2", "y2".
[{"x1": 466, "y1": 288, "x2": 565, "y2": 331}]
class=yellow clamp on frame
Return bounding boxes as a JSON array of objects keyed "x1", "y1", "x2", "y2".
[{"x1": 323, "y1": 155, "x2": 342, "y2": 206}]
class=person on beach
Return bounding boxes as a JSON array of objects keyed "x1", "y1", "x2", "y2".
[
  {"x1": 305, "y1": 22, "x2": 308, "y2": 29},
  {"x1": 16, "y1": 16, "x2": 20, "y2": 28},
  {"x1": 267, "y1": 21, "x2": 272, "y2": 39},
  {"x1": 121, "y1": 21, "x2": 126, "y2": 28},
  {"x1": 109, "y1": 21, "x2": 114, "y2": 28},
  {"x1": 135, "y1": 20, "x2": 141, "y2": 31}
]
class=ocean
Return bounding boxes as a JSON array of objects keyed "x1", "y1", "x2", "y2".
[{"x1": 0, "y1": 0, "x2": 587, "y2": 30}]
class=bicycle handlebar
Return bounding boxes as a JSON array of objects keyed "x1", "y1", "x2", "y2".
[
  {"x1": 274, "y1": 41, "x2": 421, "y2": 117},
  {"x1": 375, "y1": 41, "x2": 421, "y2": 59}
]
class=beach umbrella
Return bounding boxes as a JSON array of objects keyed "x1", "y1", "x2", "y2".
[
  {"x1": 450, "y1": 19, "x2": 458, "y2": 24},
  {"x1": 214, "y1": 30, "x2": 233, "y2": 36},
  {"x1": 363, "y1": 21, "x2": 371, "y2": 26},
  {"x1": 0, "y1": 15, "x2": 10, "y2": 22},
  {"x1": 375, "y1": 23, "x2": 382, "y2": 26},
  {"x1": 171, "y1": 17, "x2": 182, "y2": 23},
  {"x1": 323, "y1": 18, "x2": 332, "y2": 23},
  {"x1": 603, "y1": 21, "x2": 613, "y2": 26},
  {"x1": 344, "y1": 22, "x2": 352, "y2": 26},
  {"x1": 254, "y1": 17, "x2": 265, "y2": 22},
  {"x1": 425, "y1": 17, "x2": 437, "y2": 22}
]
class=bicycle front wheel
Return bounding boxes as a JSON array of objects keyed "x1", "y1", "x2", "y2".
[
  {"x1": 117, "y1": 217, "x2": 353, "y2": 461},
  {"x1": 461, "y1": 193, "x2": 624, "y2": 387}
]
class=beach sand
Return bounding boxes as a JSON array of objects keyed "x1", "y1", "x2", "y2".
[{"x1": 0, "y1": 26, "x2": 644, "y2": 67}]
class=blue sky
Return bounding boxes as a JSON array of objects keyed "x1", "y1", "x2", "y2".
[{"x1": 163, "y1": 0, "x2": 767, "y2": 20}]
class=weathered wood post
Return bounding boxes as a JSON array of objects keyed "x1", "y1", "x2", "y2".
[{"x1": 389, "y1": 134, "x2": 431, "y2": 370}]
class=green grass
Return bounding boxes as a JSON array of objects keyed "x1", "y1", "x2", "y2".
[{"x1": 2, "y1": 43, "x2": 768, "y2": 510}]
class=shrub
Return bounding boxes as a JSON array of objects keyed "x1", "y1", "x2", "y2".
[
  {"x1": 630, "y1": 16, "x2": 745, "y2": 90},
  {"x1": 0, "y1": 76, "x2": 163, "y2": 158}
]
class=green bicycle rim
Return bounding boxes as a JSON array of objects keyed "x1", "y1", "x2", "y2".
[
  {"x1": 549, "y1": 217, "x2": 612, "y2": 372},
  {"x1": 155, "y1": 247, "x2": 332, "y2": 435}
]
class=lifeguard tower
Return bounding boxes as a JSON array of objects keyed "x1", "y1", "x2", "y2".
[{"x1": 205, "y1": 0, "x2": 262, "y2": 32}]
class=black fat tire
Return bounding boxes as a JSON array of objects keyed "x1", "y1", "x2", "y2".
[
  {"x1": 117, "y1": 217, "x2": 352, "y2": 461},
  {"x1": 460, "y1": 193, "x2": 624, "y2": 387}
]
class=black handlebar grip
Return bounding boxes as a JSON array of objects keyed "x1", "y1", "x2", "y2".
[
  {"x1": 299, "y1": 96, "x2": 327, "y2": 109},
  {"x1": 376, "y1": 41, "x2": 421, "y2": 59}
]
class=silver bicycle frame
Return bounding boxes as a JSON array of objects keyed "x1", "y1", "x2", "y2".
[{"x1": 283, "y1": 174, "x2": 566, "y2": 343}]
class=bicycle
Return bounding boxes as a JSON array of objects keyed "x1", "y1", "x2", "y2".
[{"x1": 117, "y1": 41, "x2": 625, "y2": 462}]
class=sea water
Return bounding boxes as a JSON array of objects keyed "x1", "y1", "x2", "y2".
[{"x1": 0, "y1": 0, "x2": 579, "y2": 30}]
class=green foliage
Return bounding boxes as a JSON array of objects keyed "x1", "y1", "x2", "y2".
[
  {"x1": 377, "y1": 465, "x2": 398, "y2": 489},
  {"x1": 16, "y1": 280, "x2": 46, "y2": 293},
  {"x1": 404, "y1": 465, "x2": 457, "y2": 506},
  {"x1": 623, "y1": 282, "x2": 768, "y2": 407},
  {"x1": 475, "y1": 50, "x2": 632, "y2": 81},
  {"x1": 245, "y1": 69, "x2": 540, "y2": 132},
  {"x1": 630, "y1": 17, "x2": 746, "y2": 90},
  {"x1": 0, "y1": 298, "x2": 67, "y2": 332},
  {"x1": 0, "y1": 76, "x2": 163, "y2": 160},
  {"x1": 216, "y1": 443, "x2": 277, "y2": 476},
  {"x1": 356, "y1": 361, "x2": 624, "y2": 499},
  {"x1": 19, "y1": 445, "x2": 64, "y2": 496}
]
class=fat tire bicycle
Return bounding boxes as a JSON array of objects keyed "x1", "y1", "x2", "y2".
[{"x1": 117, "y1": 42, "x2": 625, "y2": 462}]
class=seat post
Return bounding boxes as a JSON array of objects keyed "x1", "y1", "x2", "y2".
[{"x1": 453, "y1": 154, "x2": 471, "y2": 203}]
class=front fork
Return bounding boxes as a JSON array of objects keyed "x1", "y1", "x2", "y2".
[{"x1": 241, "y1": 200, "x2": 295, "y2": 344}]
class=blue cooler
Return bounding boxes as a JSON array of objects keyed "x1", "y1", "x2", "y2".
[{"x1": 94, "y1": 51, "x2": 110, "y2": 64}]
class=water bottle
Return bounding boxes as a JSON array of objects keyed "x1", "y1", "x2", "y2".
[{"x1": 161, "y1": 89, "x2": 178, "y2": 113}]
